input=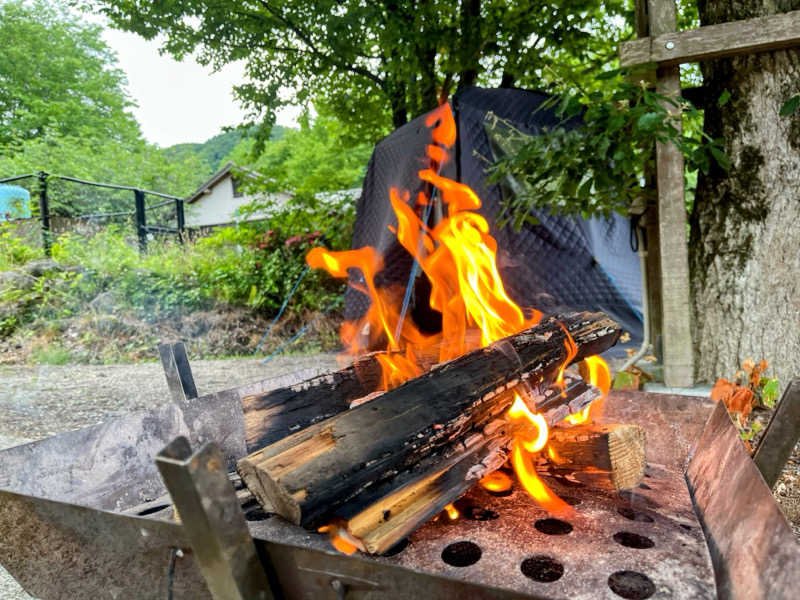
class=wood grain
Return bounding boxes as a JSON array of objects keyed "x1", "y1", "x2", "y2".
[{"x1": 621, "y1": 10, "x2": 800, "y2": 67}]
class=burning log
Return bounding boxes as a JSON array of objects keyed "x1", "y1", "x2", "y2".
[
  {"x1": 237, "y1": 311, "x2": 620, "y2": 531},
  {"x1": 543, "y1": 424, "x2": 647, "y2": 491}
]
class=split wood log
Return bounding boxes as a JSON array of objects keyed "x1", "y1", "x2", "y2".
[
  {"x1": 242, "y1": 350, "x2": 442, "y2": 452},
  {"x1": 332, "y1": 376, "x2": 600, "y2": 555},
  {"x1": 238, "y1": 311, "x2": 621, "y2": 529},
  {"x1": 542, "y1": 423, "x2": 647, "y2": 491}
]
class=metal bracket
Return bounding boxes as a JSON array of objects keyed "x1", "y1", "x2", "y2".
[
  {"x1": 159, "y1": 342, "x2": 198, "y2": 403},
  {"x1": 156, "y1": 437, "x2": 275, "y2": 600},
  {"x1": 753, "y1": 378, "x2": 800, "y2": 489}
]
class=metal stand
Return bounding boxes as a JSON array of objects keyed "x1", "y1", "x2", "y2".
[{"x1": 156, "y1": 437, "x2": 275, "y2": 600}]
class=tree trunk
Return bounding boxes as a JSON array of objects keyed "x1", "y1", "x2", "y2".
[{"x1": 691, "y1": 0, "x2": 800, "y2": 389}]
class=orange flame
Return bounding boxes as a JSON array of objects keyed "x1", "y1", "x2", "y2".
[
  {"x1": 508, "y1": 394, "x2": 549, "y2": 453},
  {"x1": 511, "y1": 441, "x2": 573, "y2": 518},
  {"x1": 306, "y1": 102, "x2": 540, "y2": 385},
  {"x1": 554, "y1": 325, "x2": 578, "y2": 395},
  {"x1": 444, "y1": 503, "x2": 460, "y2": 520},
  {"x1": 565, "y1": 355, "x2": 611, "y2": 425},
  {"x1": 317, "y1": 523, "x2": 363, "y2": 555},
  {"x1": 307, "y1": 102, "x2": 597, "y2": 531},
  {"x1": 479, "y1": 470, "x2": 513, "y2": 493}
]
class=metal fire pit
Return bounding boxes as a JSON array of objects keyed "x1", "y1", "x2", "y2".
[{"x1": 1, "y1": 353, "x2": 798, "y2": 600}]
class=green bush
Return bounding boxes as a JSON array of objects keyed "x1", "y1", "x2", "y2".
[
  {"x1": 0, "y1": 195, "x2": 352, "y2": 340},
  {"x1": 0, "y1": 222, "x2": 42, "y2": 270}
]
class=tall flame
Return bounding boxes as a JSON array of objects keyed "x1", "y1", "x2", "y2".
[
  {"x1": 307, "y1": 103, "x2": 540, "y2": 380},
  {"x1": 306, "y1": 102, "x2": 609, "y2": 523}
]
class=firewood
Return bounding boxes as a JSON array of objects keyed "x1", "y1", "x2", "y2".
[
  {"x1": 333, "y1": 376, "x2": 600, "y2": 555},
  {"x1": 237, "y1": 311, "x2": 620, "y2": 528},
  {"x1": 242, "y1": 350, "x2": 441, "y2": 452},
  {"x1": 542, "y1": 423, "x2": 647, "y2": 491}
]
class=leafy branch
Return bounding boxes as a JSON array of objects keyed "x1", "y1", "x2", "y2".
[{"x1": 487, "y1": 69, "x2": 730, "y2": 229}]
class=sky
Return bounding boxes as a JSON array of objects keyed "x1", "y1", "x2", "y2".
[{"x1": 100, "y1": 28, "x2": 301, "y2": 148}]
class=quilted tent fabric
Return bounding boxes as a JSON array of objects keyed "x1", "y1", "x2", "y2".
[{"x1": 345, "y1": 86, "x2": 643, "y2": 352}]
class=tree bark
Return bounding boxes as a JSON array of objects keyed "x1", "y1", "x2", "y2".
[{"x1": 691, "y1": 0, "x2": 800, "y2": 389}]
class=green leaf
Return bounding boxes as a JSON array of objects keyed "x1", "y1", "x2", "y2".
[
  {"x1": 779, "y1": 95, "x2": 800, "y2": 116},
  {"x1": 709, "y1": 146, "x2": 731, "y2": 170},
  {"x1": 636, "y1": 112, "x2": 662, "y2": 131},
  {"x1": 717, "y1": 90, "x2": 731, "y2": 106},
  {"x1": 761, "y1": 378, "x2": 780, "y2": 407},
  {"x1": 247, "y1": 284, "x2": 258, "y2": 304}
]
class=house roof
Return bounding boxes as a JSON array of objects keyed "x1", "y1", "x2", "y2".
[
  {"x1": 187, "y1": 162, "x2": 265, "y2": 204},
  {"x1": 186, "y1": 162, "x2": 235, "y2": 204}
]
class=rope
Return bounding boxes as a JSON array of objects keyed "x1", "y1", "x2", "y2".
[
  {"x1": 260, "y1": 294, "x2": 344, "y2": 364},
  {"x1": 254, "y1": 264, "x2": 310, "y2": 354},
  {"x1": 394, "y1": 198, "x2": 435, "y2": 342}
]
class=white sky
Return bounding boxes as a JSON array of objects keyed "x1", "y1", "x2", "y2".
[{"x1": 100, "y1": 28, "x2": 301, "y2": 147}]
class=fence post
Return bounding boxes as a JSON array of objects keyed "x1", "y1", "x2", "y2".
[
  {"x1": 37, "y1": 171, "x2": 51, "y2": 256},
  {"x1": 134, "y1": 189, "x2": 147, "y2": 253},
  {"x1": 176, "y1": 198, "x2": 185, "y2": 243}
]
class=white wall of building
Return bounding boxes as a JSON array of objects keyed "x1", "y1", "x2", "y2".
[{"x1": 184, "y1": 174, "x2": 290, "y2": 227}]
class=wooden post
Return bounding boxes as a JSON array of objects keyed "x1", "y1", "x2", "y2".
[
  {"x1": 753, "y1": 379, "x2": 800, "y2": 489},
  {"x1": 634, "y1": 0, "x2": 664, "y2": 360},
  {"x1": 648, "y1": 0, "x2": 694, "y2": 386},
  {"x1": 176, "y1": 198, "x2": 185, "y2": 243}
]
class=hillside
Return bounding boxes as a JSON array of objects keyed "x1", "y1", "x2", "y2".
[{"x1": 165, "y1": 126, "x2": 289, "y2": 177}]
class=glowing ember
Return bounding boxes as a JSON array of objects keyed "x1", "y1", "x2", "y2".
[
  {"x1": 479, "y1": 470, "x2": 513, "y2": 493},
  {"x1": 444, "y1": 503, "x2": 460, "y2": 520}
]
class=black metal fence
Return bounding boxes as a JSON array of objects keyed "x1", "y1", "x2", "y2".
[{"x1": 0, "y1": 171, "x2": 185, "y2": 254}]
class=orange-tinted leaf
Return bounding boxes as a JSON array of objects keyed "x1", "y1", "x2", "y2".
[
  {"x1": 727, "y1": 387, "x2": 755, "y2": 420},
  {"x1": 741, "y1": 358, "x2": 755, "y2": 375},
  {"x1": 711, "y1": 378, "x2": 736, "y2": 403}
]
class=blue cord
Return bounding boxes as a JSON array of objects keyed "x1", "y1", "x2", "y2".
[
  {"x1": 260, "y1": 295, "x2": 344, "y2": 364},
  {"x1": 254, "y1": 264, "x2": 310, "y2": 354}
]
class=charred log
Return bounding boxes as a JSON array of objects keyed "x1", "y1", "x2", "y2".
[{"x1": 237, "y1": 311, "x2": 621, "y2": 529}]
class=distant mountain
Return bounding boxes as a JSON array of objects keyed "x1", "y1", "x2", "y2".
[{"x1": 165, "y1": 126, "x2": 289, "y2": 176}]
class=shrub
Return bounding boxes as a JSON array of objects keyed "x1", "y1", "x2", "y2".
[{"x1": 0, "y1": 193, "x2": 353, "y2": 343}]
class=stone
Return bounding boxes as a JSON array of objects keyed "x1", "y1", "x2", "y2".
[
  {"x1": 0, "y1": 271, "x2": 36, "y2": 292},
  {"x1": 22, "y1": 259, "x2": 62, "y2": 277},
  {"x1": 88, "y1": 291, "x2": 117, "y2": 315}
]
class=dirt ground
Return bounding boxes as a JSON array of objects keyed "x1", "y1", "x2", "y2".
[
  {"x1": 0, "y1": 354, "x2": 339, "y2": 600},
  {"x1": 0, "y1": 356, "x2": 797, "y2": 598}
]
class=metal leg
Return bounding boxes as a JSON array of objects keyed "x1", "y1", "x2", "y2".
[
  {"x1": 753, "y1": 378, "x2": 800, "y2": 489},
  {"x1": 156, "y1": 437, "x2": 275, "y2": 600},
  {"x1": 159, "y1": 342, "x2": 198, "y2": 403}
]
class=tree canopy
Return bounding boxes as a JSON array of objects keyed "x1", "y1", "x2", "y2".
[
  {"x1": 0, "y1": 0, "x2": 140, "y2": 144},
  {"x1": 90, "y1": 0, "x2": 629, "y2": 146},
  {"x1": 226, "y1": 116, "x2": 372, "y2": 199}
]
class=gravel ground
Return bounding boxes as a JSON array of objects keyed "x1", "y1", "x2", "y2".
[{"x1": 0, "y1": 354, "x2": 338, "y2": 600}]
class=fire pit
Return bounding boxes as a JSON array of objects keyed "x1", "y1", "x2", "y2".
[{"x1": 0, "y1": 352, "x2": 797, "y2": 599}]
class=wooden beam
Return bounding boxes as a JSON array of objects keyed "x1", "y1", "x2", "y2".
[
  {"x1": 649, "y1": 0, "x2": 694, "y2": 387},
  {"x1": 753, "y1": 379, "x2": 800, "y2": 489},
  {"x1": 621, "y1": 9, "x2": 800, "y2": 67}
]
